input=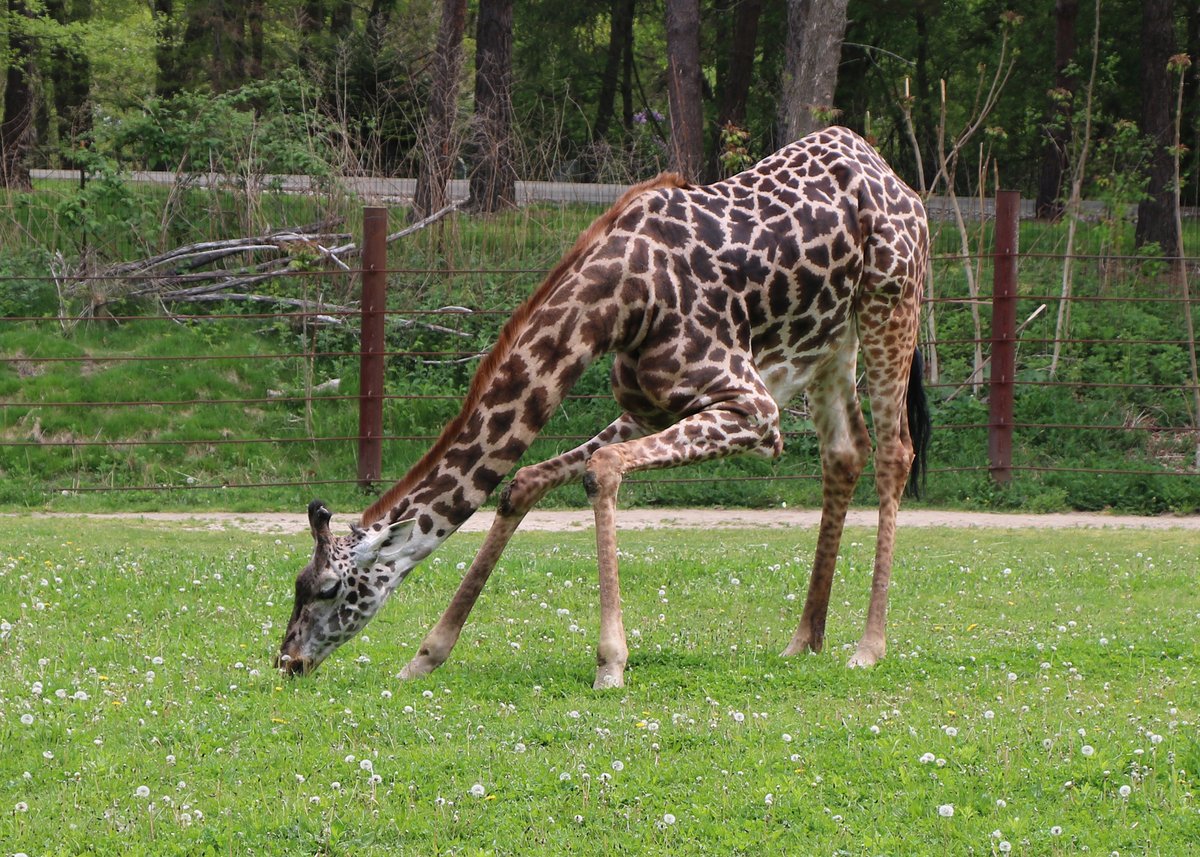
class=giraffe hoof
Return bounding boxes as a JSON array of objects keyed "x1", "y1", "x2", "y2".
[
  {"x1": 592, "y1": 667, "x2": 625, "y2": 690},
  {"x1": 781, "y1": 632, "x2": 822, "y2": 657},
  {"x1": 847, "y1": 644, "x2": 884, "y2": 669},
  {"x1": 399, "y1": 655, "x2": 439, "y2": 680}
]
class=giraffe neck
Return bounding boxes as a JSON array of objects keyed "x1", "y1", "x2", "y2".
[
  {"x1": 354, "y1": 170, "x2": 688, "y2": 565},
  {"x1": 360, "y1": 278, "x2": 645, "y2": 562}
]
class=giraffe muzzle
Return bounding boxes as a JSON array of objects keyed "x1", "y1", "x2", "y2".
[{"x1": 274, "y1": 651, "x2": 312, "y2": 677}]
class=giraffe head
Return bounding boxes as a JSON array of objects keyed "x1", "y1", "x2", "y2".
[{"x1": 275, "y1": 499, "x2": 415, "y2": 676}]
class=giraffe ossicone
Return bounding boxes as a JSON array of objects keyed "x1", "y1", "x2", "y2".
[{"x1": 276, "y1": 126, "x2": 932, "y2": 687}]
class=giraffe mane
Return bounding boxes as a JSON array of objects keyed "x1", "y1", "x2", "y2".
[{"x1": 360, "y1": 171, "x2": 691, "y2": 526}]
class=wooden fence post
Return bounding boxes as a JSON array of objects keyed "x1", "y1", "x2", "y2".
[
  {"x1": 988, "y1": 190, "x2": 1019, "y2": 484},
  {"x1": 358, "y1": 206, "x2": 387, "y2": 487}
]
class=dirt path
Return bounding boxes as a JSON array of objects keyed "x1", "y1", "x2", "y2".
[{"x1": 11, "y1": 508, "x2": 1199, "y2": 535}]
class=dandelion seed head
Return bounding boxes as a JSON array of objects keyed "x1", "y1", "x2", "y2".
[{"x1": 938, "y1": 803, "x2": 954, "y2": 818}]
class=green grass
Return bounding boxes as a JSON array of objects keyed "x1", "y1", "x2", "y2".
[{"x1": 2, "y1": 520, "x2": 1196, "y2": 854}]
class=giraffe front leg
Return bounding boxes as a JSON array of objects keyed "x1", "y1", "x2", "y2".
[
  {"x1": 400, "y1": 509, "x2": 525, "y2": 679},
  {"x1": 585, "y1": 447, "x2": 629, "y2": 690},
  {"x1": 400, "y1": 414, "x2": 646, "y2": 681},
  {"x1": 580, "y1": 396, "x2": 783, "y2": 689}
]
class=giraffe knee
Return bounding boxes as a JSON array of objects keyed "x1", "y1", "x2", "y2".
[
  {"x1": 498, "y1": 467, "x2": 547, "y2": 517},
  {"x1": 584, "y1": 447, "x2": 624, "y2": 503}
]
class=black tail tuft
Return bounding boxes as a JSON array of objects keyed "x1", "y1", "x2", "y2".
[{"x1": 904, "y1": 348, "x2": 932, "y2": 499}]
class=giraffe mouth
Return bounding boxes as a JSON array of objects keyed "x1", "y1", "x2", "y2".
[{"x1": 274, "y1": 652, "x2": 313, "y2": 677}]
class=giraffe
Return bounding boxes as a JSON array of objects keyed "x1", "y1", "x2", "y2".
[{"x1": 275, "y1": 126, "x2": 931, "y2": 688}]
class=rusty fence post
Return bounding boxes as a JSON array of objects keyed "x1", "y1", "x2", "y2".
[
  {"x1": 988, "y1": 190, "x2": 1019, "y2": 484},
  {"x1": 358, "y1": 206, "x2": 387, "y2": 487}
]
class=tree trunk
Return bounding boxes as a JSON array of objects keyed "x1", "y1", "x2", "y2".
[
  {"x1": 717, "y1": 0, "x2": 763, "y2": 131},
  {"x1": 1035, "y1": 0, "x2": 1079, "y2": 220},
  {"x1": 1134, "y1": 0, "x2": 1180, "y2": 257},
  {"x1": 46, "y1": 0, "x2": 93, "y2": 169},
  {"x1": 777, "y1": 0, "x2": 850, "y2": 142},
  {"x1": 153, "y1": 0, "x2": 185, "y2": 98},
  {"x1": 247, "y1": 0, "x2": 265, "y2": 80},
  {"x1": 414, "y1": 0, "x2": 468, "y2": 219},
  {"x1": 1, "y1": 0, "x2": 36, "y2": 190},
  {"x1": 468, "y1": 0, "x2": 517, "y2": 213},
  {"x1": 595, "y1": 0, "x2": 635, "y2": 143},
  {"x1": 664, "y1": 0, "x2": 704, "y2": 180}
]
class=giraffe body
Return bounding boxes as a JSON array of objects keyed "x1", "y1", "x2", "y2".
[{"x1": 277, "y1": 126, "x2": 930, "y2": 684}]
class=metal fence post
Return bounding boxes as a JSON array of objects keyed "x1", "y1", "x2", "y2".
[
  {"x1": 988, "y1": 190, "x2": 1019, "y2": 484},
  {"x1": 358, "y1": 206, "x2": 387, "y2": 487}
]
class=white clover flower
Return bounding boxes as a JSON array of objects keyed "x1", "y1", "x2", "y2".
[
  {"x1": 937, "y1": 804, "x2": 954, "y2": 818},
  {"x1": 469, "y1": 783, "x2": 486, "y2": 798}
]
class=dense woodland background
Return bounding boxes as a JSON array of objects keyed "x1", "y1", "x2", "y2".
[
  {"x1": 1, "y1": 1, "x2": 1198, "y2": 245},
  {"x1": 2, "y1": 1, "x2": 1198, "y2": 514}
]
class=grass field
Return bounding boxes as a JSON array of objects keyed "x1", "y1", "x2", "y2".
[{"x1": 1, "y1": 519, "x2": 1197, "y2": 855}]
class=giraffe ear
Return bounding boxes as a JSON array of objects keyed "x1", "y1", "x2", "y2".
[{"x1": 351, "y1": 518, "x2": 416, "y2": 569}]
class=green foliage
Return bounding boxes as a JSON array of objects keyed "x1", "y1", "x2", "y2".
[
  {"x1": 1, "y1": 522, "x2": 1197, "y2": 854},
  {"x1": 107, "y1": 76, "x2": 340, "y2": 181}
]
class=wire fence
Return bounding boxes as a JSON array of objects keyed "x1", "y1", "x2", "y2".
[{"x1": 2, "y1": 201, "x2": 1198, "y2": 509}]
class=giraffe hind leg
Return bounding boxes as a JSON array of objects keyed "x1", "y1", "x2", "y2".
[
  {"x1": 847, "y1": 307, "x2": 920, "y2": 668},
  {"x1": 782, "y1": 354, "x2": 871, "y2": 657}
]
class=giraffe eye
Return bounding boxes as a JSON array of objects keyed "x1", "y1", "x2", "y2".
[{"x1": 317, "y1": 579, "x2": 341, "y2": 600}]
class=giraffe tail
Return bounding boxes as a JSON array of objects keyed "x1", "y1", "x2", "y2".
[{"x1": 904, "y1": 348, "x2": 932, "y2": 499}]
